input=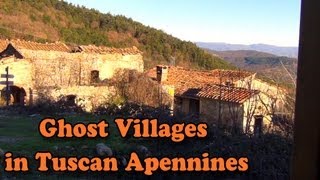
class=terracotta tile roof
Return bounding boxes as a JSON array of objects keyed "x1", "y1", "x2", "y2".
[
  {"x1": 0, "y1": 39, "x2": 9, "y2": 52},
  {"x1": 197, "y1": 85, "x2": 260, "y2": 103},
  {"x1": 146, "y1": 66, "x2": 254, "y2": 95},
  {"x1": 79, "y1": 45, "x2": 142, "y2": 55},
  {"x1": 10, "y1": 39, "x2": 70, "y2": 52},
  {"x1": 210, "y1": 69, "x2": 253, "y2": 80},
  {"x1": 2, "y1": 39, "x2": 141, "y2": 55},
  {"x1": 178, "y1": 88, "x2": 202, "y2": 98}
]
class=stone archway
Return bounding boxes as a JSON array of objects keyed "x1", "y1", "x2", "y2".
[{"x1": 1, "y1": 86, "x2": 27, "y2": 106}]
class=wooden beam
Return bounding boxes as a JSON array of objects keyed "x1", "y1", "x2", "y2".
[{"x1": 292, "y1": 0, "x2": 320, "y2": 179}]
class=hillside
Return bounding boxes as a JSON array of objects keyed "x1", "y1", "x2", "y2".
[
  {"x1": 206, "y1": 49, "x2": 297, "y2": 86},
  {"x1": 207, "y1": 50, "x2": 277, "y2": 66},
  {"x1": 0, "y1": 0, "x2": 233, "y2": 70},
  {"x1": 197, "y1": 42, "x2": 298, "y2": 58}
]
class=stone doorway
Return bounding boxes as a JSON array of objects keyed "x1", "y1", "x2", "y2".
[{"x1": 1, "y1": 86, "x2": 26, "y2": 106}]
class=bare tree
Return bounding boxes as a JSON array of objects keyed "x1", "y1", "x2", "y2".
[
  {"x1": 252, "y1": 66, "x2": 296, "y2": 138},
  {"x1": 243, "y1": 78, "x2": 259, "y2": 134},
  {"x1": 214, "y1": 69, "x2": 257, "y2": 134},
  {"x1": 108, "y1": 69, "x2": 171, "y2": 108}
]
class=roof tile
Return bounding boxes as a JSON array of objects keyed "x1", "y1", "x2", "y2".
[
  {"x1": 0, "y1": 39, "x2": 9, "y2": 52},
  {"x1": 147, "y1": 66, "x2": 258, "y2": 103},
  {"x1": 197, "y1": 85, "x2": 259, "y2": 103},
  {"x1": 10, "y1": 39, "x2": 70, "y2": 52},
  {"x1": 79, "y1": 45, "x2": 142, "y2": 55},
  {"x1": 147, "y1": 66, "x2": 254, "y2": 95}
]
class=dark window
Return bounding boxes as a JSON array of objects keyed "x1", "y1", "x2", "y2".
[
  {"x1": 254, "y1": 115, "x2": 263, "y2": 136},
  {"x1": 189, "y1": 99, "x2": 200, "y2": 115},
  {"x1": 65, "y1": 95, "x2": 76, "y2": 106},
  {"x1": 91, "y1": 70, "x2": 100, "y2": 84},
  {"x1": 175, "y1": 97, "x2": 183, "y2": 106}
]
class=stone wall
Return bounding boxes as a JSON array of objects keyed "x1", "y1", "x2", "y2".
[
  {"x1": 0, "y1": 57, "x2": 33, "y2": 90},
  {"x1": 92, "y1": 53, "x2": 144, "y2": 81},
  {"x1": 199, "y1": 98, "x2": 244, "y2": 129},
  {"x1": 37, "y1": 85, "x2": 116, "y2": 112},
  {"x1": 173, "y1": 97, "x2": 189, "y2": 116},
  {"x1": 251, "y1": 79, "x2": 287, "y2": 112},
  {"x1": 0, "y1": 57, "x2": 33, "y2": 105},
  {"x1": 234, "y1": 74, "x2": 256, "y2": 88},
  {"x1": 174, "y1": 94, "x2": 272, "y2": 133},
  {"x1": 0, "y1": 49, "x2": 143, "y2": 109},
  {"x1": 21, "y1": 50, "x2": 144, "y2": 87},
  {"x1": 252, "y1": 79, "x2": 285, "y2": 97},
  {"x1": 242, "y1": 93, "x2": 273, "y2": 133}
]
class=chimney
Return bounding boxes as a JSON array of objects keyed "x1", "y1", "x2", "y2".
[{"x1": 156, "y1": 65, "x2": 168, "y2": 82}]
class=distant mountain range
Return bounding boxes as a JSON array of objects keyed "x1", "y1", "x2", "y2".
[
  {"x1": 205, "y1": 49, "x2": 298, "y2": 86},
  {"x1": 196, "y1": 42, "x2": 298, "y2": 58}
]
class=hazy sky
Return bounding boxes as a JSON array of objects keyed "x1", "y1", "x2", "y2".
[{"x1": 66, "y1": 0, "x2": 301, "y2": 47}]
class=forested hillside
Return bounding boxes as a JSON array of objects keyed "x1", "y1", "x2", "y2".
[{"x1": 0, "y1": 0, "x2": 233, "y2": 70}]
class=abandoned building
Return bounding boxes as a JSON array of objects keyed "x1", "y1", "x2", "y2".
[
  {"x1": 0, "y1": 39, "x2": 144, "y2": 111},
  {"x1": 147, "y1": 65, "x2": 285, "y2": 133},
  {"x1": 0, "y1": 38, "x2": 286, "y2": 133}
]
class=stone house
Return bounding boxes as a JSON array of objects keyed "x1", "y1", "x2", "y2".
[
  {"x1": 196, "y1": 85, "x2": 272, "y2": 134},
  {"x1": 147, "y1": 65, "x2": 281, "y2": 133},
  {"x1": 0, "y1": 39, "x2": 144, "y2": 111}
]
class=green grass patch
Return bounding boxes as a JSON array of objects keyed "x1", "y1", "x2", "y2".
[{"x1": 0, "y1": 114, "x2": 138, "y2": 154}]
